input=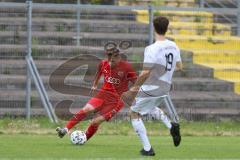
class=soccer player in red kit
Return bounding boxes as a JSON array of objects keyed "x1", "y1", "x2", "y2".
[{"x1": 56, "y1": 46, "x2": 137, "y2": 141}]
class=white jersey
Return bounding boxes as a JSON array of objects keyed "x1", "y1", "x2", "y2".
[{"x1": 141, "y1": 39, "x2": 181, "y2": 96}]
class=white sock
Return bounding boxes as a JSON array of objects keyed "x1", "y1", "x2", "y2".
[
  {"x1": 131, "y1": 118, "x2": 151, "y2": 151},
  {"x1": 150, "y1": 107, "x2": 172, "y2": 129},
  {"x1": 160, "y1": 110, "x2": 172, "y2": 129}
]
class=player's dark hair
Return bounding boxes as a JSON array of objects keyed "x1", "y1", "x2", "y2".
[{"x1": 153, "y1": 16, "x2": 169, "y2": 35}]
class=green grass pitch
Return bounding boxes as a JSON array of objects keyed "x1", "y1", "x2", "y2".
[
  {"x1": 1, "y1": 118, "x2": 240, "y2": 159},
  {"x1": 0, "y1": 134, "x2": 240, "y2": 160}
]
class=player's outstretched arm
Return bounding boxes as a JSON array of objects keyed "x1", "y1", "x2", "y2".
[
  {"x1": 130, "y1": 69, "x2": 151, "y2": 92},
  {"x1": 92, "y1": 72, "x2": 101, "y2": 89},
  {"x1": 121, "y1": 68, "x2": 151, "y2": 106},
  {"x1": 90, "y1": 63, "x2": 102, "y2": 96}
]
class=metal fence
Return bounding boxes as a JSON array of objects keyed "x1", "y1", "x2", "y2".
[{"x1": 0, "y1": 1, "x2": 240, "y2": 122}]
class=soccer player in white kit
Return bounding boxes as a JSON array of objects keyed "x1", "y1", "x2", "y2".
[{"x1": 122, "y1": 16, "x2": 183, "y2": 156}]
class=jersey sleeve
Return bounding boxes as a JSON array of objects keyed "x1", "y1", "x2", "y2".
[
  {"x1": 143, "y1": 46, "x2": 155, "y2": 69},
  {"x1": 126, "y1": 63, "x2": 137, "y2": 83},
  {"x1": 175, "y1": 46, "x2": 182, "y2": 62}
]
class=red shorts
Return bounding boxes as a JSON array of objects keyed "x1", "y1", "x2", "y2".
[{"x1": 87, "y1": 90, "x2": 124, "y2": 121}]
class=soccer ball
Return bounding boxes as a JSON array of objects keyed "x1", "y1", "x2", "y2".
[{"x1": 70, "y1": 130, "x2": 87, "y2": 145}]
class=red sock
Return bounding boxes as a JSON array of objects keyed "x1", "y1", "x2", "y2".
[
  {"x1": 65, "y1": 109, "x2": 86, "y2": 130},
  {"x1": 85, "y1": 123, "x2": 99, "y2": 140}
]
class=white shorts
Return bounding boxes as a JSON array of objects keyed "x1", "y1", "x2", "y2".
[{"x1": 130, "y1": 95, "x2": 167, "y2": 115}]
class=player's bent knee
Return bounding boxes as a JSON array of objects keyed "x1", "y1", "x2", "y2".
[{"x1": 82, "y1": 104, "x2": 95, "y2": 113}]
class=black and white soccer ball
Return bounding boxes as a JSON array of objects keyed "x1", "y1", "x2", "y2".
[{"x1": 70, "y1": 130, "x2": 87, "y2": 145}]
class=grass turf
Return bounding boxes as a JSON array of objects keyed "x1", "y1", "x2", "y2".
[
  {"x1": 1, "y1": 118, "x2": 240, "y2": 159},
  {"x1": 0, "y1": 134, "x2": 240, "y2": 160},
  {"x1": 1, "y1": 118, "x2": 240, "y2": 136}
]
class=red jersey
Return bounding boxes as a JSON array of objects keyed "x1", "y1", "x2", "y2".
[{"x1": 97, "y1": 60, "x2": 137, "y2": 96}]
